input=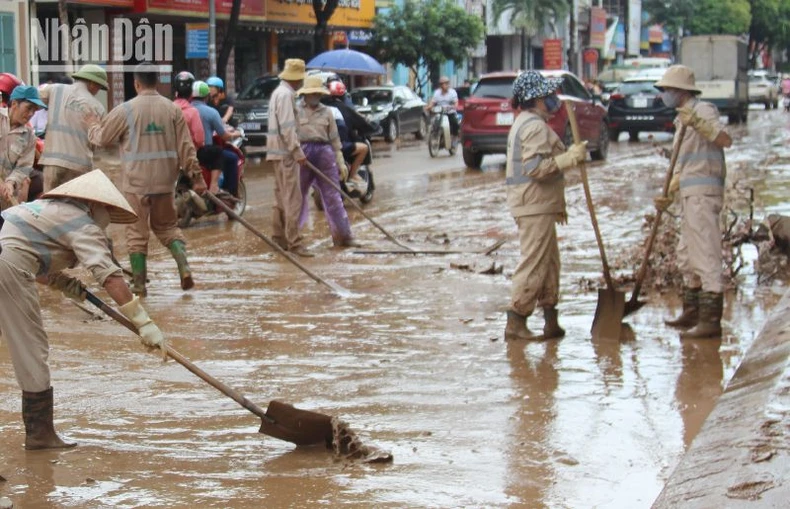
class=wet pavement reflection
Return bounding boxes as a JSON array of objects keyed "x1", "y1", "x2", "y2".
[{"x1": 1, "y1": 108, "x2": 789, "y2": 508}]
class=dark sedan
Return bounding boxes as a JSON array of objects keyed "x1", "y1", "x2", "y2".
[
  {"x1": 607, "y1": 77, "x2": 676, "y2": 141},
  {"x1": 350, "y1": 86, "x2": 428, "y2": 142},
  {"x1": 231, "y1": 75, "x2": 280, "y2": 148}
]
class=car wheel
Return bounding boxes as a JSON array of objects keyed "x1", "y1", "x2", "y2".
[
  {"x1": 385, "y1": 118, "x2": 399, "y2": 142},
  {"x1": 415, "y1": 115, "x2": 427, "y2": 140},
  {"x1": 765, "y1": 100, "x2": 771, "y2": 109},
  {"x1": 462, "y1": 147, "x2": 483, "y2": 169},
  {"x1": 609, "y1": 128, "x2": 620, "y2": 142},
  {"x1": 628, "y1": 130, "x2": 639, "y2": 142},
  {"x1": 727, "y1": 113, "x2": 740, "y2": 124},
  {"x1": 428, "y1": 122, "x2": 441, "y2": 157},
  {"x1": 591, "y1": 122, "x2": 609, "y2": 161}
]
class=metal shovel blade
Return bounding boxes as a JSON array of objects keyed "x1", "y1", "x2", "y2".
[
  {"x1": 260, "y1": 400, "x2": 334, "y2": 447},
  {"x1": 591, "y1": 288, "x2": 626, "y2": 340},
  {"x1": 623, "y1": 298, "x2": 647, "y2": 317}
]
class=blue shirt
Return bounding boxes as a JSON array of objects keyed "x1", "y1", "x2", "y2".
[{"x1": 192, "y1": 100, "x2": 226, "y2": 146}]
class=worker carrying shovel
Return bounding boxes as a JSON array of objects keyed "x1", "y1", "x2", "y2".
[
  {"x1": 0, "y1": 170, "x2": 167, "y2": 450},
  {"x1": 504, "y1": 71, "x2": 588, "y2": 341},
  {"x1": 653, "y1": 65, "x2": 733, "y2": 339}
]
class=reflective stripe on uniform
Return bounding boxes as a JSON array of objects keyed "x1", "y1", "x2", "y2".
[
  {"x1": 678, "y1": 150, "x2": 724, "y2": 165},
  {"x1": 121, "y1": 151, "x2": 177, "y2": 162},
  {"x1": 679, "y1": 176, "x2": 725, "y2": 189},
  {"x1": 42, "y1": 150, "x2": 92, "y2": 168},
  {"x1": 45, "y1": 85, "x2": 92, "y2": 162},
  {"x1": 120, "y1": 103, "x2": 178, "y2": 163},
  {"x1": 507, "y1": 117, "x2": 548, "y2": 185}
]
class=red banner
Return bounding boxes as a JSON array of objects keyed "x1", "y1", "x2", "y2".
[
  {"x1": 75, "y1": 0, "x2": 135, "y2": 6},
  {"x1": 590, "y1": 7, "x2": 607, "y2": 50},
  {"x1": 543, "y1": 39, "x2": 563, "y2": 70},
  {"x1": 142, "y1": 0, "x2": 266, "y2": 18}
]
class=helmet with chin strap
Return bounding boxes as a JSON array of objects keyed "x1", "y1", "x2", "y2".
[
  {"x1": 328, "y1": 80, "x2": 346, "y2": 97},
  {"x1": 206, "y1": 76, "x2": 224, "y2": 90},
  {"x1": 175, "y1": 71, "x2": 196, "y2": 98},
  {"x1": 0, "y1": 73, "x2": 24, "y2": 104}
]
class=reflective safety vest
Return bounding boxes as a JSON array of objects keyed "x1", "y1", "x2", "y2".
[{"x1": 675, "y1": 99, "x2": 726, "y2": 198}]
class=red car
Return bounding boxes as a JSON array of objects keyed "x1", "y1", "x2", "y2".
[{"x1": 460, "y1": 70, "x2": 610, "y2": 169}]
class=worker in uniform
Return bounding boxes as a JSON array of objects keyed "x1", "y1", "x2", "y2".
[
  {"x1": 86, "y1": 63, "x2": 206, "y2": 296},
  {"x1": 266, "y1": 59, "x2": 312, "y2": 257},
  {"x1": 0, "y1": 170, "x2": 166, "y2": 450},
  {"x1": 503, "y1": 71, "x2": 588, "y2": 341},
  {"x1": 1, "y1": 86, "x2": 46, "y2": 219},
  {"x1": 37, "y1": 64, "x2": 107, "y2": 191},
  {"x1": 654, "y1": 65, "x2": 732, "y2": 339},
  {"x1": 295, "y1": 76, "x2": 359, "y2": 248}
]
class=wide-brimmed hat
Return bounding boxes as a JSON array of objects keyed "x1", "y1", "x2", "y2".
[
  {"x1": 41, "y1": 169, "x2": 138, "y2": 224},
  {"x1": 296, "y1": 75, "x2": 329, "y2": 96},
  {"x1": 513, "y1": 70, "x2": 563, "y2": 103},
  {"x1": 71, "y1": 64, "x2": 108, "y2": 90},
  {"x1": 654, "y1": 65, "x2": 701, "y2": 94},
  {"x1": 279, "y1": 59, "x2": 306, "y2": 81},
  {"x1": 9, "y1": 85, "x2": 47, "y2": 109}
]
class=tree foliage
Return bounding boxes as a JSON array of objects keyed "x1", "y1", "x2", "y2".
[
  {"x1": 749, "y1": 0, "x2": 790, "y2": 66},
  {"x1": 313, "y1": 0, "x2": 340, "y2": 55},
  {"x1": 644, "y1": 0, "x2": 750, "y2": 36},
  {"x1": 491, "y1": 0, "x2": 569, "y2": 68},
  {"x1": 370, "y1": 0, "x2": 485, "y2": 94}
]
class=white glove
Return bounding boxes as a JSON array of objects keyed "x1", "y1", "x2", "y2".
[
  {"x1": 120, "y1": 296, "x2": 167, "y2": 360},
  {"x1": 335, "y1": 152, "x2": 348, "y2": 181},
  {"x1": 554, "y1": 141, "x2": 588, "y2": 171}
]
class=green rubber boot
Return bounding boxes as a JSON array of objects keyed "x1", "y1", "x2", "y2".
[
  {"x1": 169, "y1": 240, "x2": 194, "y2": 290},
  {"x1": 129, "y1": 253, "x2": 147, "y2": 297}
]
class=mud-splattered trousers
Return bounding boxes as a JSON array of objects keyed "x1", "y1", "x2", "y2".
[{"x1": 299, "y1": 142, "x2": 353, "y2": 245}]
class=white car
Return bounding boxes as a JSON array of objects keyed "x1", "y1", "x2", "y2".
[{"x1": 748, "y1": 70, "x2": 779, "y2": 109}]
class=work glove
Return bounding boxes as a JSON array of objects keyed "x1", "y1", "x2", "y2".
[
  {"x1": 119, "y1": 296, "x2": 168, "y2": 361},
  {"x1": 48, "y1": 272, "x2": 87, "y2": 301},
  {"x1": 668, "y1": 173, "x2": 680, "y2": 195},
  {"x1": 676, "y1": 106, "x2": 719, "y2": 142},
  {"x1": 335, "y1": 152, "x2": 348, "y2": 181},
  {"x1": 554, "y1": 141, "x2": 588, "y2": 171},
  {"x1": 653, "y1": 196, "x2": 673, "y2": 213}
]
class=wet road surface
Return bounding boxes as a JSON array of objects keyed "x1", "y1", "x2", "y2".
[{"x1": 2, "y1": 107, "x2": 790, "y2": 508}]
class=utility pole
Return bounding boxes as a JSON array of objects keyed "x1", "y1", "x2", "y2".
[{"x1": 209, "y1": 0, "x2": 217, "y2": 75}]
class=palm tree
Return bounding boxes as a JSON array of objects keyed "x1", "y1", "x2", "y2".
[{"x1": 491, "y1": 0, "x2": 569, "y2": 69}]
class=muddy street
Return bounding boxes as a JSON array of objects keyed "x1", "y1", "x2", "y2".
[{"x1": 2, "y1": 107, "x2": 789, "y2": 508}]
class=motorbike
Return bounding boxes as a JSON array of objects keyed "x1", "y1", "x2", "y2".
[
  {"x1": 175, "y1": 128, "x2": 247, "y2": 228},
  {"x1": 428, "y1": 105, "x2": 456, "y2": 157}
]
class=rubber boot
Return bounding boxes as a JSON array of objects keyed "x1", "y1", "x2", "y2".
[
  {"x1": 543, "y1": 307, "x2": 566, "y2": 339},
  {"x1": 168, "y1": 240, "x2": 194, "y2": 290},
  {"x1": 22, "y1": 387, "x2": 76, "y2": 450},
  {"x1": 129, "y1": 253, "x2": 147, "y2": 297},
  {"x1": 504, "y1": 310, "x2": 535, "y2": 341},
  {"x1": 680, "y1": 292, "x2": 723, "y2": 339},
  {"x1": 665, "y1": 287, "x2": 700, "y2": 329}
]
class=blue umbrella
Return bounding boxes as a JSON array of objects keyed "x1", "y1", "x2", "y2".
[{"x1": 306, "y1": 49, "x2": 386, "y2": 76}]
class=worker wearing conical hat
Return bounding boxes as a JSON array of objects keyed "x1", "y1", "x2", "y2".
[{"x1": 0, "y1": 170, "x2": 167, "y2": 450}]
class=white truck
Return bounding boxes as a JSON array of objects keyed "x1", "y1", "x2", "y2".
[{"x1": 680, "y1": 35, "x2": 749, "y2": 124}]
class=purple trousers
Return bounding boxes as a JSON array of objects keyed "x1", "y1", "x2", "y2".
[{"x1": 299, "y1": 142, "x2": 353, "y2": 245}]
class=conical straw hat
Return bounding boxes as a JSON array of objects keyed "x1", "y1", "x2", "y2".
[{"x1": 41, "y1": 169, "x2": 138, "y2": 224}]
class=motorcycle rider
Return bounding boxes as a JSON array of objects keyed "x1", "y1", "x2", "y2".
[
  {"x1": 207, "y1": 76, "x2": 237, "y2": 127},
  {"x1": 173, "y1": 72, "x2": 206, "y2": 151},
  {"x1": 425, "y1": 76, "x2": 460, "y2": 147},
  {"x1": 191, "y1": 80, "x2": 242, "y2": 197},
  {"x1": 323, "y1": 80, "x2": 377, "y2": 193},
  {"x1": 0, "y1": 73, "x2": 24, "y2": 107}
]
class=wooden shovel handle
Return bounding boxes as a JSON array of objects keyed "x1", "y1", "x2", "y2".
[
  {"x1": 84, "y1": 291, "x2": 274, "y2": 424},
  {"x1": 629, "y1": 125, "x2": 687, "y2": 304},
  {"x1": 565, "y1": 101, "x2": 615, "y2": 290}
]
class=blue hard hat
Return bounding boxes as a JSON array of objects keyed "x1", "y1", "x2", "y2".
[{"x1": 206, "y1": 76, "x2": 224, "y2": 89}]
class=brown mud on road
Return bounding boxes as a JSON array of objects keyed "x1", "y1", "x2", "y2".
[{"x1": 1, "y1": 109, "x2": 789, "y2": 508}]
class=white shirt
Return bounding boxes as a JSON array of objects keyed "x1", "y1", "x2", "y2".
[{"x1": 432, "y1": 88, "x2": 458, "y2": 111}]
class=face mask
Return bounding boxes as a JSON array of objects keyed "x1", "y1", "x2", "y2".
[
  {"x1": 90, "y1": 204, "x2": 111, "y2": 230},
  {"x1": 304, "y1": 96, "x2": 321, "y2": 107},
  {"x1": 543, "y1": 94, "x2": 561, "y2": 114},
  {"x1": 662, "y1": 90, "x2": 682, "y2": 108}
]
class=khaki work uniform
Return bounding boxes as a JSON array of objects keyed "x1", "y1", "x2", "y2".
[
  {"x1": 0, "y1": 108, "x2": 37, "y2": 207},
  {"x1": 38, "y1": 82, "x2": 105, "y2": 190},
  {"x1": 0, "y1": 199, "x2": 121, "y2": 392},
  {"x1": 87, "y1": 90, "x2": 200, "y2": 254},
  {"x1": 506, "y1": 110, "x2": 566, "y2": 316},
  {"x1": 674, "y1": 98, "x2": 726, "y2": 293},
  {"x1": 266, "y1": 81, "x2": 306, "y2": 250}
]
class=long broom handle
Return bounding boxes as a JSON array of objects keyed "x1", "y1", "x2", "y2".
[
  {"x1": 84, "y1": 290, "x2": 275, "y2": 424},
  {"x1": 565, "y1": 101, "x2": 615, "y2": 290},
  {"x1": 302, "y1": 159, "x2": 416, "y2": 253},
  {"x1": 629, "y1": 125, "x2": 687, "y2": 304},
  {"x1": 204, "y1": 192, "x2": 349, "y2": 297}
]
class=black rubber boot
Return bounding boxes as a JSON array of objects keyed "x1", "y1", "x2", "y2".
[
  {"x1": 665, "y1": 287, "x2": 700, "y2": 329},
  {"x1": 23, "y1": 387, "x2": 76, "y2": 450},
  {"x1": 543, "y1": 307, "x2": 565, "y2": 339},
  {"x1": 504, "y1": 310, "x2": 535, "y2": 341},
  {"x1": 681, "y1": 292, "x2": 723, "y2": 339},
  {"x1": 168, "y1": 240, "x2": 194, "y2": 290}
]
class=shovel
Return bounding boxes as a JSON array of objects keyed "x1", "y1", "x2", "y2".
[
  {"x1": 565, "y1": 102, "x2": 624, "y2": 340},
  {"x1": 623, "y1": 125, "x2": 687, "y2": 316},
  {"x1": 84, "y1": 290, "x2": 334, "y2": 447}
]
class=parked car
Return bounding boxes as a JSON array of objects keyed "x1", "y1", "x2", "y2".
[
  {"x1": 748, "y1": 70, "x2": 779, "y2": 109},
  {"x1": 232, "y1": 75, "x2": 280, "y2": 148},
  {"x1": 460, "y1": 70, "x2": 609, "y2": 169},
  {"x1": 607, "y1": 71, "x2": 676, "y2": 142},
  {"x1": 350, "y1": 86, "x2": 428, "y2": 142},
  {"x1": 455, "y1": 84, "x2": 473, "y2": 123}
]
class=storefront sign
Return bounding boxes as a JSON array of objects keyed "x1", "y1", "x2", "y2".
[
  {"x1": 72, "y1": 0, "x2": 135, "y2": 6},
  {"x1": 348, "y1": 29, "x2": 372, "y2": 45},
  {"x1": 142, "y1": 0, "x2": 266, "y2": 20},
  {"x1": 583, "y1": 48, "x2": 599, "y2": 64},
  {"x1": 265, "y1": 0, "x2": 374, "y2": 28},
  {"x1": 543, "y1": 39, "x2": 563, "y2": 70},
  {"x1": 648, "y1": 24, "x2": 664, "y2": 44},
  {"x1": 186, "y1": 22, "x2": 208, "y2": 59},
  {"x1": 590, "y1": 7, "x2": 607, "y2": 50}
]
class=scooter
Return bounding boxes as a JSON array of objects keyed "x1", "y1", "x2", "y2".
[
  {"x1": 175, "y1": 128, "x2": 247, "y2": 228},
  {"x1": 428, "y1": 105, "x2": 456, "y2": 157}
]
